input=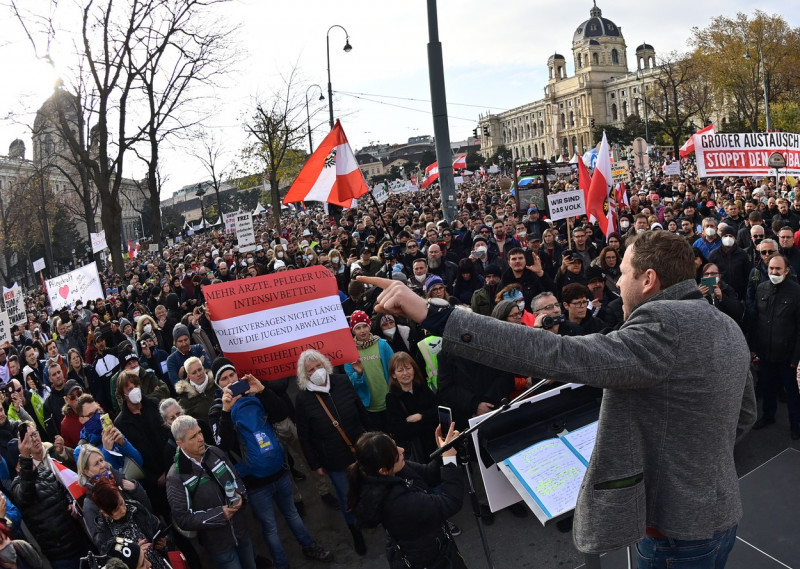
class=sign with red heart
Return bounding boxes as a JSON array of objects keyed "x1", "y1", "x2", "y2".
[
  {"x1": 59, "y1": 285, "x2": 70, "y2": 299},
  {"x1": 46, "y1": 263, "x2": 105, "y2": 310}
]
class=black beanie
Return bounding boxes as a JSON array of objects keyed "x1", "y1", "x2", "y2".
[
  {"x1": 212, "y1": 356, "x2": 236, "y2": 386},
  {"x1": 172, "y1": 324, "x2": 190, "y2": 342}
]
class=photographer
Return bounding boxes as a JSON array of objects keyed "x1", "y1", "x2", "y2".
[{"x1": 530, "y1": 292, "x2": 581, "y2": 336}]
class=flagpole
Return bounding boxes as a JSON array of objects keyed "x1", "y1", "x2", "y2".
[{"x1": 368, "y1": 192, "x2": 396, "y2": 245}]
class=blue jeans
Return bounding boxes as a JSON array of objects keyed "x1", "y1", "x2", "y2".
[
  {"x1": 636, "y1": 525, "x2": 738, "y2": 569},
  {"x1": 51, "y1": 560, "x2": 81, "y2": 569},
  {"x1": 209, "y1": 538, "x2": 257, "y2": 569},
  {"x1": 248, "y1": 471, "x2": 315, "y2": 569},
  {"x1": 759, "y1": 360, "x2": 800, "y2": 427},
  {"x1": 327, "y1": 469, "x2": 355, "y2": 525}
]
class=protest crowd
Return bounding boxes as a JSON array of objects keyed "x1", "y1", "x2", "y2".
[{"x1": 0, "y1": 153, "x2": 797, "y2": 569}]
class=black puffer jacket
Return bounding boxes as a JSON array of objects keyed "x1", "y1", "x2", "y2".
[
  {"x1": 11, "y1": 456, "x2": 90, "y2": 561},
  {"x1": 353, "y1": 460, "x2": 464, "y2": 569},
  {"x1": 752, "y1": 278, "x2": 800, "y2": 364},
  {"x1": 295, "y1": 374, "x2": 369, "y2": 472}
]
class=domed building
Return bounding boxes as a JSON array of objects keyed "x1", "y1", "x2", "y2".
[{"x1": 479, "y1": 2, "x2": 659, "y2": 162}]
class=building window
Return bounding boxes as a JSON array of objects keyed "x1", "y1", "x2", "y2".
[
  {"x1": 622, "y1": 101, "x2": 628, "y2": 118},
  {"x1": 611, "y1": 104, "x2": 618, "y2": 121},
  {"x1": 610, "y1": 93, "x2": 615, "y2": 99},
  {"x1": 611, "y1": 49, "x2": 619, "y2": 65},
  {"x1": 578, "y1": 54, "x2": 583, "y2": 68},
  {"x1": 560, "y1": 113, "x2": 566, "y2": 129},
  {"x1": 621, "y1": 90, "x2": 625, "y2": 97},
  {"x1": 592, "y1": 53, "x2": 599, "y2": 65},
  {"x1": 532, "y1": 122, "x2": 537, "y2": 136},
  {"x1": 569, "y1": 111, "x2": 575, "y2": 127}
]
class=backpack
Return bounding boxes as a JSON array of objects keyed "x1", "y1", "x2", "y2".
[{"x1": 230, "y1": 396, "x2": 284, "y2": 479}]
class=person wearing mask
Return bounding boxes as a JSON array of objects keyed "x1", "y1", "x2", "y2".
[
  {"x1": 345, "y1": 311, "x2": 394, "y2": 432},
  {"x1": 692, "y1": 217, "x2": 721, "y2": 258},
  {"x1": 708, "y1": 226, "x2": 750, "y2": 300},
  {"x1": 776, "y1": 226, "x2": 800, "y2": 276},
  {"x1": 175, "y1": 357, "x2": 217, "y2": 426},
  {"x1": 294, "y1": 350, "x2": 369, "y2": 555},
  {"x1": 376, "y1": 314, "x2": 423, "y2": 368},
  {"x1": 746, "y1": 238, "x2": 781, "y2": 318},
  {"x1": 211, "y1": 357, "x2": 333, "y2": 568},
  {"x1": 74, "y1": 394, "x2": 143, "y2": 473},
  {"x1": 750, "y1": 254, "x2": 800, "y2": 440},
  {"x1": 347, "y1": 427, "x2": 466, "y2": 569}
]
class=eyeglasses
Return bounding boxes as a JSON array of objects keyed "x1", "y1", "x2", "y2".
[
  {"x1": 68, "y1": 391, "x2": 83, "y2": 400},
  {"x1": 535, "y1": 302, "x2": 560, "y2": 312},
  {"x1": 760, "y1": 250, "x2": 777, "y2": 255},
  {"x1": 779, "y1": 235, "x2": 793, "y2": 239},
  {"x1": 406, "y1": 244, "x2": 417, "y2": 249},
  {"x1": 569, "y1": 300, "x2": 589, "y2": 307},
  {"x1": 507, "y1": 310, "x2": 522, "y2": 319}
]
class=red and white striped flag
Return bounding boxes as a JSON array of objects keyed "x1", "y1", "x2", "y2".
[
  {"x1": 421, "y1": 162, "x2": 439, "y2": 189},
  {"x1": 283, "y1": 120, "x2": 369, "y2": 207},
  {"x1": 586, "y1": 131, "x2": 615, "y2": 238},
  {"x1": 679, "y1": 124, "x2": 714, "y2": 158},
  {"x1": 452, "y1": 154, "x2": 466, "y2": 170},
  {"x1": 51, "y1": 459, "x2": 86, "y2": 501}
]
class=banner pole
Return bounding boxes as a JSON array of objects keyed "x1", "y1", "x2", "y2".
[{"x1": 368, "y1": 192, "x2": 396, "y2": 245}]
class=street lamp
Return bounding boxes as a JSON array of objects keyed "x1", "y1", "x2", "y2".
[
  {"x1": 305, "y1": 85, "x2": 325, "y2": 153},
  {"x1": 326, "y1": 24, "x2": 352, "y2": 129},
  {"x1": 636, "y1": 67, "x2": 651, "y2": 145},
  {"x1": 745, "y1": 38, "x2": 771, "y2": 131},
  {"x1": 195, "y1": 184, "x2": 206, "y2": 228}
]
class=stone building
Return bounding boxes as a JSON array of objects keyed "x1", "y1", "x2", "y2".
[{"x1": 479, "y1": 2, "x2": 660, "y2": 161}]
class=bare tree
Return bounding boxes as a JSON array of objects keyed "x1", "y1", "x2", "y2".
[
  {"x1": 241, "y1": 66, "x2": 312, "y2": 229},
  {"x1": 191, "y1": 128, "x2": 231, "y2": 218}
]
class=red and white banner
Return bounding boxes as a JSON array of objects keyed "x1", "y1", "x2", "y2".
[
  {"x1": 204, "y1": 267, "x2": 358, "y2": 380},
  {"x1": 679, "y1": 123, "x2": 714, "y2": 158},
  {"x1": 52, "y1": 459, "x2": 86, "y2": 501},
  {"x1": 421, "y1": 162, "x2": 439, "y2": 189},
  {"x1": 452, "y1": 154, "x2": 466, "y2": 169},
  {"x1": 586, "y1": 131, "x2": 616, "y2": 238},
  {"x1": 695, "y1": 131, "x2": 800, "y2": 177},
  {"x1": 283, "y1": 120, "x2": 369, "y2": 207}
]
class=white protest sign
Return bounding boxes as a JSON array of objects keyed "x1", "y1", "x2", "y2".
[
  {"x1": 2, "y1": 284, "x2": 26, "y2": 327},
  {"x1": 611, "y1": 161, "x2": 631, "y2": 184},
  {"x1": 45, "y1": 263, "x2": 105, "y2": 310},
  {"x1": 546, "y1": 189, "x2": 586, "y2": 221},
  {"x1": 0, "y1": 312, "x2": 9, "y2": 346},
  {"x1": 148, "y1": 244, "x2": 159, "y2": 252},
  {"x1": 664, "y1": 161, "x2": 681, "y2": 176},
  {"x1": 371, "y1": 186, "x2": 389, "y2": 204},
  {"x1": 33, "y1": 258, "x2": 46, "y2": 273},
  {"x1": 223, "y1": 211, "x2": 240, "y2": 234},
  {"x1": 235, "y1": 213, "x2": 256, "y2": 252},
  {"x1": 90, "y1": 231, "x2": 108, "y2": 253}
]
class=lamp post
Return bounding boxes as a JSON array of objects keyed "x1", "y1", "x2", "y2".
[
  {"x1": 326, "y1": 25, "x2": 352, "y2": 129},
  {"x1": 305, "y1": 85, "x2": 325, "y2": 153},
  {"x1": 195, "y1": 184, "x2": 206, "y2": 228},
  {"x1": 745, "y1": 39, "x2": 771, "y2": 131},
  {"x1": 637, "y1": 67, "x2": 651, "y2": 145}
]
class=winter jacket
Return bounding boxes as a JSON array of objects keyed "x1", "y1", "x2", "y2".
[
  {"x1": 751, "y1": 277, "x2": 800, "y2": 364},
  {"x1": 166, "y1": 446, "x2": 250, "y2": 556},
  {"x1": 708, "y1": 246, "x2": 750, "y2": 300},
  {"x1": 166, "y1": 345, "x2": 210, "y2": 389},
  {"x1": 82, "y1": 468, "x2": 152, "y2": 544},
  {"x1": 353, "y1": 460, "x2": 464, "y2": 569},
  {"x1": 175, "y1": 378, "x2": 218, "y2": 423},
  {"x1": 470, "y1": 285, "x2": 497, "y2": 316},
  {"x1": 110, "y1": 367, "x2": 171, "y2": 415},
  {"x1": 385, "y1": 383, "x2": 439, "y2": 458},
  {"x1": 11, "y1": 456, "x2": 90, "y2": 561},
  {"x1": 294, "y1": 374, "x2": 369, "y2": 472},
  {"x1": 114, "y1": 397, "x2": 171, "y2": 480},
  {"x1": 91, "y1": 499, "x2": 161, "y2": 554}
]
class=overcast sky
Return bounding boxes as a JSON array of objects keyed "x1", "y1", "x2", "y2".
[{"x1": 1, "y1": 0, "x2": 796, "y2": 198}]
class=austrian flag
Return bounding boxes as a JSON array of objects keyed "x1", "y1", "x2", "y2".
[
  {"x1": 283, "y1": 120, "x2": 369, "y2": 207},
  {"x1": 421, "y1": 162, "x2": 439, "y2": 189}
]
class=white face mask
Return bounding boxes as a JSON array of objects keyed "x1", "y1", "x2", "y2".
[
  {"x1": 516, "y1": 300, "x2": 525, "y2": 311},
  {"x1": 309, "y1": 368, "x2": 328, "y2": 386},
  {"x1": 383, "y1": 326, "x2": 397, "y2": 338},
  {"x1": 704, "y1": 227, "x2": 717, "y2": 238},
  {"x1": 306, "y1": 255, "x2": 314, "y2": 262},
  {"x1": 128, "y1": 387, "x2": 142, "y2": 405},
  {"x1": 330, "y1": 255, "x2": 340, "y2": 264},
  {"x1": 474, "y1": 247, "x2": 486, "y2": 259},
  {"x1": 414, "y1": 273, "x2": 427, "y2": 283},
  {"x1": 721, "y1": 236, "x2": 735, "y2": 247},
  {"x1": 144, "y1": 324, "x2": 153, "y2": 334},
  {"x1": 620, "y1": 221, "x2": 630, "y2": 230},
  {"x1": 769, "y1": 273, "x2": 786, "y2": 285},
  {"x1": 517, "y1": 230, "x2": 527, "y2": 238},
  {"x1": 130, "y1": 366, "x2": 140, "y2": 376},
  {"x1": 277, "y1": 252, "x2": 284, "y2": 259},
  {"x1": 636, "y1": 228, "x2": 646, "y2": 234},
  {"x1": 195, "y1": 374, "x2": 210, "y2": 393}
]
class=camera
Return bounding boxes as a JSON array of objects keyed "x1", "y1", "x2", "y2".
[{"x1": 541, "y1": 314, "x2": 566, "y2": 330}]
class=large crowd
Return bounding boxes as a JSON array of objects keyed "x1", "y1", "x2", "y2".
[{"x1": 0, "y1": 157, "x2": 798, "y2": 569}]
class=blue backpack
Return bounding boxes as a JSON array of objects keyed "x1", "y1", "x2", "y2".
[{"x1": 230, "y1": 396, "x2": 284, "y2": 478}]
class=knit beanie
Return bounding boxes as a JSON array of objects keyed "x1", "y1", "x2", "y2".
[
  {"x1": 349, "y1": 310, "x2": 371, "y2": 333},
  {"x1": 212, "y1": 356, "x2": 237, "y2": 386},
  {"x1": 173, "y1": 324, "x2": 190, "y2": 342}
]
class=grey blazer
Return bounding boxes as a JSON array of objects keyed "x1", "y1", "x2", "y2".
[{"x1": 442, "y1": 279, "x2": 756, "y2": 554}]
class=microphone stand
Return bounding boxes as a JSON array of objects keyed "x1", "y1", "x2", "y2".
[{"x1": 430, "y1": 378, "x2": 551, "y2": 569}]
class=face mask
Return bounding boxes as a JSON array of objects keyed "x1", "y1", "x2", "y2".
[
  {"x1": 85, "y1": 412, "x2": 103, "y2": 436},
  {"x1": 516, "y1": 300, "x2": 525, "y2": 311},
  {"x1": 636, "y1": 228, "x2": 646, "y2": 234},
  {"x1": 247, "y1": 258, "x2": 254, "y2": 264},
  {"x1": 129, "y1": 365, "x2": 140, "y2": 375},
  {"x1": 277, "y1": 252, "x2": 284, "y2": 259},
  {"x1": 414, "y1": 230, "x2": 421, "y2": 236},
  {"x1": 414, "y1": 274, "x2": 427, "y2": 283},
  {"x1": 0, "y1": 542, "x2": 17, "y2": 565},
  {"x1": 722, "y1": 236, "x2": 735, "y2": 247},
  {"x1": 620, "y1": 221, "x2": 630, "y2": 230},
  {"x1": 195, "y1": 374, "x2": 210, "y2": 393},
  {"x1": 474, "y1": 247, "x2": 486, "y2": 259},
  {"x1": 306, "y1": 255, "x2": 314, "y2": 262},
  {"x1": 704, "y1": 227, "x2": 716, "y2": 238},
  {"x1": 517, "y1": 230, "x2": 527, "y2": 238},
  {"x1": 383, "y1": 326, "x2": 397, "y2": 338},
  {"x1": 310, "y1": 368, "x2": 328, "y2": 386},
  {"x1": 144, "y1": 324, "x2": 152, "y2": 334},
  {"x1": 769, "y1": 273, "x2": 786, "y2": 285},
  {"x1": 128, "y1": 387, "x2": 142, "y2": 405},
  {"x1": 330, "y1": 255, "x2": 339, "y2": 263}
]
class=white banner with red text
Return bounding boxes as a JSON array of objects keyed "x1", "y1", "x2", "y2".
[{"x1": 695, "y1": 132, "x2": 800, "y2": 177}]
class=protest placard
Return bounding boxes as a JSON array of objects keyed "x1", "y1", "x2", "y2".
[
  {"x1": 2, "y1": 284, "x2": 26, "y2": 327},
  {"x1": 664, "y1": 161, "x2": 681, "y2": 176},
  {"x1": 33, "y1": 258, "x2": 46, "y2": 273},
  {"x1": 90, "y1": 231, "x2": 108, "y2": 253},
  {"x1": 204, "y1": 266, "x2": 358, "y2": 380},
  {"x1": 0, "y1": 311, "x2": 9, "y2": 347},
  {"x1": 235, "y1": 213, "x2": 256, "y2": 252},
  {"x1": 547, "y1": 189, "x2": 586, "y2": 221},
  {"x1": 224, "y1": 211, "x2": 239, "y2": 234},
  {"x1": 695, "y1": 131, "x2": 800, "y2": 177},
  {"x1": 148, "y1": 244, "x2": 159, "y2": 252},
  {"x1": 611, "y1": 161, "x2": 631, "y2": 184},
  {"x1": 46, "y1": 263, "x2": 105, "y2": 310},
  {"x1": 371, "y1": 186, "x2": 389, "y2": 204}
]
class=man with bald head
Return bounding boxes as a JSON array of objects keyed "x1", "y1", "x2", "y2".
[{"x1": 426, "y1": 243, "x2": 458, "y2": 289}]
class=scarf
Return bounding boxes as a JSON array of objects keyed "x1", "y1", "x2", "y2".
[{"x1": 355, "y1": 334, "x2": 379, "y2": 350}]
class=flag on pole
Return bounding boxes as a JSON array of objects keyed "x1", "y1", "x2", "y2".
[
  {"x1": 452, "y1": 154, "x2": 466, "y2": 169},
  {"x1": 127, "y1": 241, "x2": 140, "y2": 259},
  {"x1": 615, "y1": 182, "x2": 629, "y2": 207},
  {"x1": 51, "y1": 459, "x2": 86, "y2": 501},
  {"x1": 577, "y1": 154, "x2": 592, "y2": 200},
  {"x1": 586, "y1": 131, "x2": 615, "y2": 238},
  {"x1": 679, "y1": 124, "x2": 714, "y2": 158},
  {"x1": 421, "y1": 162, "x2": 439, "y2": 189},
  {"x1": 283, "y1": 120, "x2": 369, "y2": 207}
]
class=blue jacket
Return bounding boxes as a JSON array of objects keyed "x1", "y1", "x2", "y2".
[
  {"x1": 344, "y1": 339, "x2": 394, "y2": 408},
  {"x1": 166, "y1": 344, "x2": 210, "y2": 388},
  {"x1": 72, "y1": 427, "x2": 143, "y2": 471}
]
